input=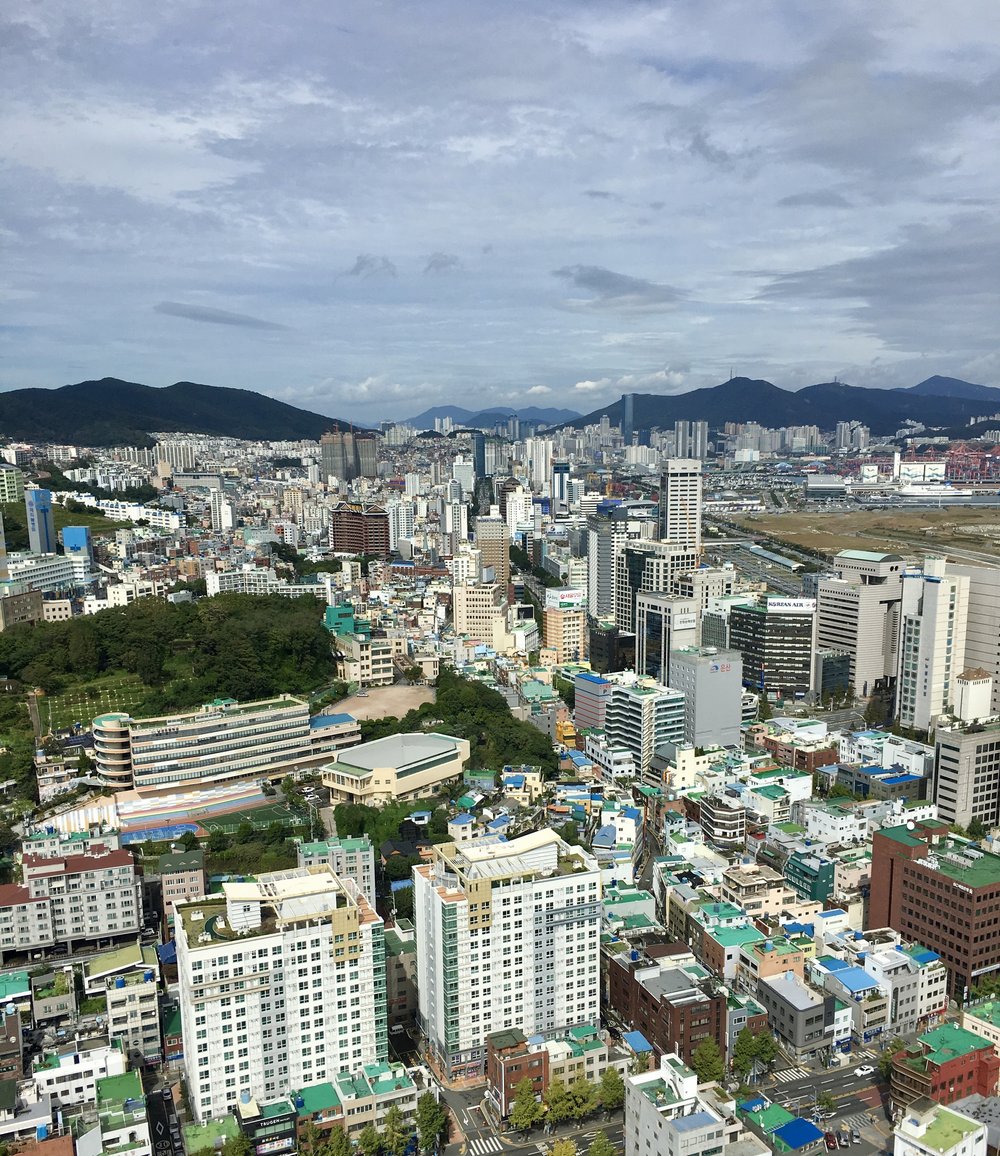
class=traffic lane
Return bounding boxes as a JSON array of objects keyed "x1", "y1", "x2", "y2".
[{"x1": 147, "y1": 1088, "x2": 185, "y2": 1156}]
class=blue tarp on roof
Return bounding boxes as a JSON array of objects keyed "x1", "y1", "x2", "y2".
[
  {"x1": 622, "y1": 1030, "x2": 652, "y2": 1053},
  {"x1": 157, "y1": 940, "x2": 177, "y2": 965},
  {"x1": 773, "y1": 1119, "x2": 824, "y2": 1150},
  {"x1": 592, "y1": 824, "x2": 618, "y2": 849},
  {"x1": 836, "y1": 967, "x2": 878, "y2": 994},
  {"x1": 738, "y1": 1097, "x2": 767, "y2": 1113}
]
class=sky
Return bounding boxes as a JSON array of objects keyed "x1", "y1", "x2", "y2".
[{"x1": 2, "y1": 1, "x2": 1000, "y2": 424}]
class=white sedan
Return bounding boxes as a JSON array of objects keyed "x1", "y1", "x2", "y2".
[{"x1": 854, "y1": 1065, "x2": 875, "y2": 1078}]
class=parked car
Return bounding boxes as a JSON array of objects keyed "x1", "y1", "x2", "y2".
[
  {"x1": 824, "y1": 1134, "x2": 837, "y2": 1151},
  {"x1": 851, "y1": 1128, "x2": 861, "y2": 1144}
]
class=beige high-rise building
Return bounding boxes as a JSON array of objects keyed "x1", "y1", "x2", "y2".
[
  {"x1": 543, "y1": 606, "x2": 587, "y2": 664},
  {"x1": 452, "y1": 582, "x2": 505, "y2": 639},
  {"x1": 657, "y1": 459, "x2": 702, "y2": 552},
  {"x1": 474, "y1": 513, "x2": 511, "y2": 592}
]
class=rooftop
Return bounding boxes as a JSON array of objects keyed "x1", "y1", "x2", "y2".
[
  {"x1": 333, "y1": 732, "x2": 463, "y2": 775},
  {"x1": 908, "y1": 1103, "x2": 983, "y2": 1154}
]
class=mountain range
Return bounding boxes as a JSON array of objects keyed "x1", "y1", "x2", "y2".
[
  {"x1": 404, "y1": 404, "x2": 582, "y2": 428},
  {"x1": 0, "y1": 378, "x2": 350, "y2": 446},
  {"x1": 565, "y1": 376, "x2": 1000, "y2": 434},
  {"x1": 1, "y1": 374, "x2": 998, "y2": 447}
]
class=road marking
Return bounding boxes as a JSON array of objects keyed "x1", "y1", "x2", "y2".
[
  {"x1": 468, "y1": 1138, "x2": 502, "y2": 1155},
  {"x1": 770, "y1": 1066, "x2": 812, "y2": 1083}
]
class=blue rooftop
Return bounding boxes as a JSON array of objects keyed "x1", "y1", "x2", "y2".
[
  {"x1": 576, "y1": 672, "x2": 611, "y2": 686},
  {"x1": 503, "y1": 774, "x2": 526, "y2": 788},
  {"x1": 450, "y1": 814, "x2": 474, "y2": 826},
  {"x1": 674, "y1": 1112, "x2": 717, "y2": 1133},
  {"x1": 623, "y1": 1030, "x2": 652, "y2": 1053},
  {"x1": 774, "y1": 1119, "x2": 824, "y2": 1149},
  {"x1": 836, "y1": 966, "x2": 879, "y2": 994},
  {"x1": 310, "y1": 712, "x2": 356, "y2": 728}
]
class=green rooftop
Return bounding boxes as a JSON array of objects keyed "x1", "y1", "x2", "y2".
[
  {"x1": 0, "y1": 971, "x2": 29, "y2": 1003},
  {"x1": 296, "y1": 1081, "x2": 342, "y2": 1117},
  {"x1": 84, "y1": 941, "x2": 157, "y2": 980},
  {"x1": 880, "y1": 825, "x2": 1000, "y2": 888},
  {"x1": 185, "y1": 1116, "x2": 239, "y2": 1154},
  {"x1": 918, "y1": 1106, "x2": 983, "y2": 1154},
  {"x1": 744, "y1": 1103, "x2": 795, "y2": 1133},
  {"x1": 914, "y1": 1024, "x2": 994, "y2": 1069},
  {"x1": 755, "y1": 784, "x2": 790, "y2": 800},
  {"x1": 384, "y1": 929, "x2": 416, "y2": 956},
  {"x1": 710, "y1": 926, "x2": 766, "y2": 949}
]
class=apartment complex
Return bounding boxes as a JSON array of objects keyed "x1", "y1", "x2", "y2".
[
  {"x1": 0, "y1": 848, "x2": 141, "y2": 962},
  {"x1": 93, "y1": 694, "x2": 345, "y2": 790},
  {"x1": 297, "y1": 836, "x2": 377, "y2": 907},
  {"x1": 176, "y1": 866, "x2": 387, "y2": 1122},
  {"x1": 414, "y1": 829, "x2": 602, "y2": 1080}
]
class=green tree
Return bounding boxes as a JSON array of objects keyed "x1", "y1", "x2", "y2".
[
  {"x1": 569, "y1": 1075, "x2": 598, "y2": 1121},
  {"x1": 382, "y1": 1105, "x2": 409, "y2": 1156},
  {"x1": 357, "y1": 1124, "x2": 382, "y2": 1156},
  {"x1": 753, "y1": 1031, "x2": 777, "y2": 1071},
  {"x1": 327, "y1": 1128, "x2": 352, "y2": 1156},
  {"x1": 207, "y1": 829, "x2": 230, "y2": 853},
  {"x1": 730, "y1": 1027, "x2": 758, "y2": 1079},
  {"x1": 588, "y1": 1135, "x2": 617, "y2": 1156},
  {"x1": 599, "y1": 1065, "x2": 625, "y2": 1111},
  {"x1": 508, "y1": 1077, "x2": 542, "y2": 1133},
  {"x1": 300, "y1": 1122, "x2": 326, "y2": 1154},
  {"x1": 415, "y1": 1091, "x2": 448, "y2": 1153},
  {"x1": 878, "y1": 1038, "x2": 906, "y2": 1082},
  {"x1": 220, "y1": 1137, "x2": 253, "y2": 1156},
  {"x1": 757, "y1": 695, "x2": 772, "y2": 721},
  {"x1": 690, "y1": 1037, "x2": 725, "y2": 1084},
  {"x1": 543, "y1": 1077, "x2": 574, "y2": 1125},
  {"x1": 969, "y1": 816, "x2": 988, "y2": 840},
  {"x1": 816, "y1": 1092, "x2": 836, "y2": 1115},
  {"x1": 551, "y1": 1141, "x2": 576, "y2": 1156}
]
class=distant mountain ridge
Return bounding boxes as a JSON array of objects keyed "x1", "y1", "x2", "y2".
[
  {"x1": 565, "y1": 375, "x2": 1000, "y2": 434},
  {"x1": 405, "y1": 404, "x2": 581, "y2": 429},
  {"x1": 0, "y1": 378, "x2": 351, "y2": 446}
]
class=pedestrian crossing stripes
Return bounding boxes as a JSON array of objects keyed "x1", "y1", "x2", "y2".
[
  {"x1": 839, "y1": 1111, "x2": 877, "y2": 1132},
  {"x1": 468, "y1": 1137, "x2": 502, "y2": 1156},
  {"x1": 770, "y1": 1066, "x2": 812, "y2": 1084}
]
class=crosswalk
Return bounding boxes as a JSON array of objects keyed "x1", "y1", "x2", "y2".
[
  {"x1": 770, "y1": 1066, "x2": 812, "y2": 1084},
  {"x1": 468, "y1": 1138, "x2": 502, "y2": 1156}
]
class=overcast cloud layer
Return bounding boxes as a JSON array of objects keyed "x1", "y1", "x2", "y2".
[{"x1": 2, "y1": 1, "x2": 999, "y2": 422}]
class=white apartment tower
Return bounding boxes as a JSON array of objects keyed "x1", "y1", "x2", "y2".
[
  {"x1": 604, "y1": 681, "x2": 685, "y2": 777},
  {"x1": 414, "y1": 830, "x2": 601, "y2": 1081},
  {"x1": 657, "y1": 458, "x2": 702, "y2": 552},
  {"x1": 177, "y1": 867, "x2": 387, "y2": 1123},
  {"x1": 896, "y1": 558, "x2": 970, "y2": 732}
]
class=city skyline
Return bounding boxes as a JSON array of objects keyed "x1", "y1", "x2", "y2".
[{"x1": 3, "y1": 2, "x2": 1000, "y2": 422}]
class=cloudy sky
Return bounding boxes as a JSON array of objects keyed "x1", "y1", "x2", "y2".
[{"x1": 2, "y1": 1, "x2": 999, "y2": 423}]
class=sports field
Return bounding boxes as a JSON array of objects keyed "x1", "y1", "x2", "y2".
[{"x1": 197, "y1": 803, "x2": 308, "y2": 834}]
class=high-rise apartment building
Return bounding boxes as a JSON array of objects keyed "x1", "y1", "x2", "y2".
[
  {"x1": 320, "y1": 430, "x2": 355, "y2": 483},
  {"x1": 815, "y1": 549, "x2": 904, "y2": 696},
  {"x1": 414, "y1": 830, "x2": 601, "y2": 1081},
  {"x1": 728, "y1": 596, "x2": 816, "y2": 699},
  {"x1": 296, "y1": 836, "x2": 377, "y2": 908},
  {"x1": 208, "y1": 488, "x2": 234, "y2": 532},
  {"x1": 673, "y1": 420, "x2": 709, "y2": 459},
  {"x1": 896, "y1": 559, "x2": 969, "y2": 732},
  {"x1": 25, "y1": 487, "x2": 56, "y2": 554},
  {"x1": 474, "y1": 513, "x2": 511, "y2": 591},
  {"x1": 0, "y1": 465, "x2": 24, "y2": 505},
  {"x1": 657, "y1": 459, "x2": 702, "y2": 551},
  {"x1": 178, "y1": 867, "x2": 386, "y2": 1122},
  {"x1": 947, "y1": 563, "x2": 1000, "y2": 718},
  {"x1": 386, "y1": 499, "x2": 415, "y2": 550}
]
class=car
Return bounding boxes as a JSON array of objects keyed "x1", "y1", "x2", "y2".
[
  {"x1": 853, "y1": 1064, "x2": 875, "y2": 1078},
  {"x1": 824, "y1": 1133, "x2": 837, "y2": 1151},
  {"x1": 837, "y1": 1134, "x2": 849, "y2": 1149},
  {"x1": 851, "y1": 1129, "x2": 861, "y2": 1144},
  {"x1": 161, "y1": 1088, "x2": 173, "y2": 1100}
]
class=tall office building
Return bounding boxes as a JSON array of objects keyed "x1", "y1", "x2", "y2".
[
  {"x1": 329, "y1": 503, "x2": 391, "y2": 557},
  {"x1": 471, "y1": 433, "x2": 487, "y2": 479},
  {"x1": 815, "y1": 550, "x2": 905, "y2": 696},
  {"x1": 673, "y1": 421, "x2": 709, "y2": 460},
  {"x1": 25, "y1": 487, "x2": 56, "y2": 554},
  {"x1": 668, "y1": 647, "x2": 744, "y2": 748},
  {"x1": 896, "y1": 558, "x2": 969, "y2": 733},
  {"x1": 634, "y1": 592, "x2": 698, "y2": 684},
  {"x1": 550, "y1": 460, "x2": 570, "y2": 513},
  {"x1": 177, "y1": 866, "x2": 387, "y2": 1121},
  {"x1": 614, "y1": 541, "x2": 700, "y2": 633},
  {"x1": 542, "y1": 588, "x2": 587, "y2": 663},
  {"x1": 657, "y1": 459, "x2": 702, "y2": 552},
  {"x1": 934, "y1": 715, "x2": 1000, "y2": 829},
  {"x1": 474, "y1": 513, "x2": 511, "y2": 591},
  {"x1": 728, "y1": 597, "x2": 816, "y2": 699},
  {"x1": 604, "y1": 681, "x2": 685, "y2": 776},
  {"x1": 621, "y1": 393, "x2": 636, "y2": 444},
  {"x1": 452, "y1": 457, "x2": 475, "y2": 497},
  {"x1": 414, "y1": 830, "x2": 601, "y2": 1080}
]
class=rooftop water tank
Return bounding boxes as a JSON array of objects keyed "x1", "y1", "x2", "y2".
[{"x1": 115, "y1": 977, "x2": 126, "y2": 989}]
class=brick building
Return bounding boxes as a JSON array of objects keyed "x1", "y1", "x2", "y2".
[
  {"x1": 871, "y1": 820, "x2": 1000, "y2": 997},
  {"x1": 889, "y1": 1024, "x2": 1000, "y2": 1110},
  {"x1": 604, "y1": 947, "x2": 726, "y2": 1067},
  {"x1": 329, "y1": 503, "x2": 390, "y2": 557}
]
